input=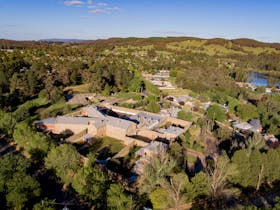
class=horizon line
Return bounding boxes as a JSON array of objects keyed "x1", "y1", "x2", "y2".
[{"x1": 1, "y1": 35, "x2": 279, "y2": 44}]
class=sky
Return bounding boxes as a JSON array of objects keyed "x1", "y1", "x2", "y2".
[{"x1": 0, "y1": 0, "x2": 280, "y2": 42}]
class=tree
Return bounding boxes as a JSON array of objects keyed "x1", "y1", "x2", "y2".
[
  {"x1": 177, "y1": 110, "x2": 193, "y2": 121},
  {"x1": 206, "y1": 104, "x2": 227, "y2": 123},
  {"x1": 169, "y1": 142, "x2": 186, "y2": 172},
  {"x1": 227, "y1": 98, "x2": 239, "y2": 113},
  {"x1": 0, "y1": 109, "x2": 16, "y2": 137},
  {"x1": 246, "y1": 133, "x2": 265, "y2": 158},
  {"x1": 128, "y1": 77, "x2": 145, "y2": 92},
  {"x1": 149, "y1": 172, "x2": 209, "y2": 209},
  {"x1": 0, "y1": 154, "x2": 30, "y2": 193},
  {"x1": 6, "y1": 172, "x2": 41, "y2": 210},
  {"x1": 188, "y1": 172, "x2": 209, "y2": 201},
  {"x1": 207, "y1": 156, "x2": 239, "y2": 199},
  {"x1": 257, "y1": 95, "x2": 280, "y2": 136},
  {"x1": 106, "y1": 184, "x2": 133, "y2": 210},
  {"x1": 27, "y1": 70, "x2": 40, "y2": 96},
  {"x1": 72, "y1": 156, "x2": 108, "y2": 205},
  {"x1": 146, "y1": 96, "x2": 160, "y2": 113},
  {"x1": 0, "y1": 70, "x2": 8, "y2": 93},
  {"x1": 236, "y1": 104, "x2": 258, "y2": 121},
  {"x1": 265, "y1": 148, "x2": 280, "y2": 183},
  {"x1": 231, "y1": 144, "x2": 280, "y2": 190},
  {"x1": 33, "y1": 198, "x2": 55, "y2": 210},
  {"x1": 45, "y1": 144, "x2": 81, "y2": 185},
  {"x1": 149, "y1": 188, "x2": 171, "y2": 210},
  {"x1": 273, "y1": 196, "x2": 280, "y2": 210},
  {"x1": 48, "y1": 86, "x2": 63, "y2": 103},
  {"x1": 43, "y1": 75, "x2": 63, "y2": 102},
  {"x1": 214, "y1": 126, "x2": 232, "y2": 141},
  {"x1": 234, "y1": 71, "x2": 248, "y2": 82},
  {"x1": 231, "y1": 149, "x2": 265, "y2": 190},
  {"x1": 0, "y1": 154, "x2": 40, "y2": 209},
  {"x1": 102, "y1": 84, "x2": 111, "y2": 96},
  {"x1": 169, "y1": 173, "x2": 189, "y2": 209},
  {"x1": 13, "y1": 122, "x2": 52, "y2": 160},
  {"x1": 140, "y1": 151, "x2": 176, "y2": 194}
]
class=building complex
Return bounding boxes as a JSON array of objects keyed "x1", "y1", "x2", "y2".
[{"x1": 36, "y1": 104, "x2": 192, "y2": 147}]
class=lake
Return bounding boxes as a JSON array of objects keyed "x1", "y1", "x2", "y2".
[{"x1": 247, "y1": 72, "x2": 280, "y2": 87}]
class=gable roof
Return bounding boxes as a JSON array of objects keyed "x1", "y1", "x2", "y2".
[
  {"x1": 105, "y1": 116, "x2": 136, "y2": 129},
  {"x1": 82, "y1": 106, "x2": 105, "y2": 118},
  {"x1": 56, "y1": 116, "x2": 93, "y2": 125}
]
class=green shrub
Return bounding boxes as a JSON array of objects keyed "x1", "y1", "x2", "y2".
[
  {"x1": 206, "y1": 104, "x2": 227, "y2": 122},
  {"x1": 177, "y1": 110, "x2": 193, "y2": 121}
]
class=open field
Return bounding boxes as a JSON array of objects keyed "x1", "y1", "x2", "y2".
[{"x1": 64, "y1": 83, "x2": 90, "y2": 93}]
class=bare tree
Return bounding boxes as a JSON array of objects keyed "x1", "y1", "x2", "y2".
[
  {"x1": 207, "y1": 156, "x2": 239, "y2": 199},
  {"x1": 169, "y1": 173, "x2": 189, "y2": 210}
]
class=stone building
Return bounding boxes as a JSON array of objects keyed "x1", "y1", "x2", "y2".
[
  {"x1": 36, "y1": 105, "x2": 192, "y2": 146},
  {"x1": 36, "y1": 106, "x2": 138, "y2": 144}
]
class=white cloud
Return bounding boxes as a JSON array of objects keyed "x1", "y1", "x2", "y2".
[
  {"x1": 88, "y1": 5, "x2": 97, "y2": 8},
  {"x1": 89, "y1": 9, "x2": 105, "y2": 14},
  {"x1": 62, "y1": 0, "x2": 122, "y2": 15},
  {"x1": 87, "y1": 0, "x2": 93, "y2": 5},
  {"x1": 64, "y1": 0, "x2": 84, "y2": 6},
  {"x1": 97, "y1": 3, "x2": 108, "y2": 7},
  {"x1": 107, "y1": 6, "x2": 121, "y2": 11},
  {"x1": 61, "y1": 1, "x2": 122, "y2": 17}
]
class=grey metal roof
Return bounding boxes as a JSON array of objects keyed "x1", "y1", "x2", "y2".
[
  {"x1": 133, "y1": 112, "x2": 166, "y2": 129},
  {"x1": 249, "y1": 119, "x2": 262, "y2": 128},
  {"x1": 38, "y1": 118, "x2": 56, "y2": 124},
  {"x1": 157, "y1": 126, "x2": 184, "y2": 137},
  {"x1": 40, "y1": 105, "x2": 136, "y2": 132},
  {"x1": 56, "y1": 116, "x2": 93, "y2": 125},
  {"x1": 105, "y1": 116, "x2": 136, "y2": 129},
  {"x1": 137, "y1": 112, "x2": 163, "y2": 121},
  {"x1": 232, "y1": 121, "x2": 252, "y2": 130},
  {"x1": 56, "y1": 115, "x2": 135, "y2": 130},
  {"x1": 82, "y1": 106, "x2": 105, "y2": 118},
  {"x1": 136, "y1": 141, "x2": 167, "y2": 156}
]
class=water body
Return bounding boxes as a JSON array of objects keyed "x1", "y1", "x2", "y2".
[{"x1": 247, "y1": 72, "x2": 280, "y2": 87}]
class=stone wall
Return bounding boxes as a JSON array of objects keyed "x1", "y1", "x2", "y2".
[
  {"x1": 66, "y1": 129, "x2": 88, "y2": 143},
  {"x1": 55, "y1": 123, "x2": 88, "y2": 134}
]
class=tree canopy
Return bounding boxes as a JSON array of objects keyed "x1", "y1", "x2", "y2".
[
  {"x1": 206, "y1": 104, "x2": 227, "y2": 123},
  {"x1": 45, "y1": 144, "x2": 81, "y2": 185}
]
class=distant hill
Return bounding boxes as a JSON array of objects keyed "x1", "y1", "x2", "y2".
[
  {"x1": 39, "y1": 38, "x2": 88, "y2": 43},
  {"x1": 83, "y1": 37, "x2": 280, "y2": 50},
  {"x1": 1, "y1": 37, "x2": 280, "y2": 50}
]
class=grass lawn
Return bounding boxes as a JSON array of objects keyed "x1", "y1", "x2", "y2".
[
  {"x1": 115, "y1": 92, "x2": 143, "y2": 101},
  {"x1": 144, "y1": 80, "x2": 161, "y2": 95},
  {"x1": 38, "y1": 98, "x2": 79, "y2": 119},
  {"x1": 100, "y1": 137, "x2": 125, "y2": 154},
  {"x1": 64, "y1": 83, "x2": 90, "y2": 93}
]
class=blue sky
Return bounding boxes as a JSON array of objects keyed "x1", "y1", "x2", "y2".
[{"x1": 0, "y1": 0, "x2": 280, "y2": 42}]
